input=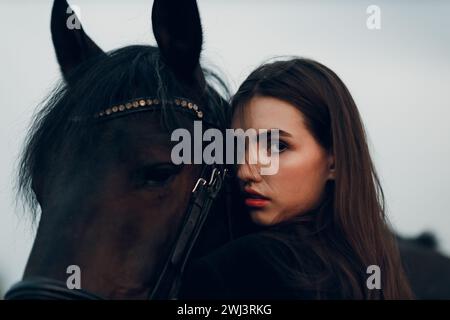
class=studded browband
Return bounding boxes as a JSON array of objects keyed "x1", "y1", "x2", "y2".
[{"x1": 95, "y1": 97, "x2": 204, "y2": 120}]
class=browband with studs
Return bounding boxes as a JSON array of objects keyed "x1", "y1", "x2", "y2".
[{"x1": 95, "y1": 97, "x2": 204, "y2": 120}]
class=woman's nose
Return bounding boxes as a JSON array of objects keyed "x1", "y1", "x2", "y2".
[
  {"x1": 237, "y1": 161, "x2": 262, "y2": 183},
  {"x1": 236, "y1": 139, "x2": 263, "y2": 183}
]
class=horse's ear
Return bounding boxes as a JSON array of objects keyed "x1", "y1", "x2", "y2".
[
  {"x1": 51, "y1": 0, "x2": 104, "y2": 82},
  {"x1": 152, "y1": 0, "x2": 203, "y2": 84}
]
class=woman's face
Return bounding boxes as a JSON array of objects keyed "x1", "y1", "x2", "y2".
[{"x1": 231, "y1": 96, "x2": 335, "y2": 225}]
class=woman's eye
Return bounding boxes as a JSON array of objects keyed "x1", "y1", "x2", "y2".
[{"x1": 270, "y1": 140, "x2": 288, "y2": 153}]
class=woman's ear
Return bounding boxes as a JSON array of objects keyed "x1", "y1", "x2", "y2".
[{"x1": 327, "y1": 152, "x2": 336, "y2": 180}]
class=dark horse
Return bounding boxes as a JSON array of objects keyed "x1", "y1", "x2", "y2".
[
  {"x1": 5, "y1": 0, "x2": 235, "y2": 299},
  {"x1": 6, "y1": 0, "x2": 450, "y2": 301}
]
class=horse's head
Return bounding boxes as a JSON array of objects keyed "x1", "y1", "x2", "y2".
[{"x1": 8, "y1": 0, "x2": 230, "y2": 299}]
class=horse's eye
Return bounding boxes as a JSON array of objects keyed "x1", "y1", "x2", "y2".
[
  {"x1": 135, "y1": 164, "x2": 182, "y2": 188},
  {"x1": 144, "y1": 169, "x2": 174, "y2": 184}
]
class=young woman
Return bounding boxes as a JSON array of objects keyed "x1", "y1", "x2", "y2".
[{"x1": 180, "y1": 58, "x2": 413, "y2": 299}]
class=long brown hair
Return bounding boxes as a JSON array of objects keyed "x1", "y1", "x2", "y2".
[{"x1": 231, "y1": 58, "x2": 413, "y2": 299}]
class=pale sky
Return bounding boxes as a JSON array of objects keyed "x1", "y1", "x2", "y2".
[{"x1": 1, "y1": 0, "x2": 449, "y2": 295}]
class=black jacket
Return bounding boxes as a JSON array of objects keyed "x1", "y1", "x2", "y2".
[{"x1": 179, "y1": 223, "x2": 345, "y2": 300}]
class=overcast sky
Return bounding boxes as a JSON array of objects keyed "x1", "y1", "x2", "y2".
[{"x1": 1, "y1": 0, "x2": 449, "y2": 294}]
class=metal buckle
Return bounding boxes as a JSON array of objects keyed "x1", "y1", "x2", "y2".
[
  {"x1": 191, "y1": 178, "x2": 207, "y2": 193},
  {"x1": 192, "y1": 167, "x2": 228, "y2": 194},
  {"x1": 208, "y1": 168, "x2": 220, "y2": 186},
  {"x1": 208, "y1": 167, "x2": 225, "y2": 193}
]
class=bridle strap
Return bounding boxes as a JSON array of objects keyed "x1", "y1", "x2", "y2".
[
  {"x1": 5, "y1": 166, "x2": 228, "y2": 300},
  {"x1": 149, "y1": 165, "x2": 227, "y2": 299},
  {"x1": 4, "y1": 277, "x2": 103, "y2": 300}
]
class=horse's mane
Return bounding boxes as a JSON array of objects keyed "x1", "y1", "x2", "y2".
[{"x1": 16, "y1": 45, "x2": 230, "y2": 221}]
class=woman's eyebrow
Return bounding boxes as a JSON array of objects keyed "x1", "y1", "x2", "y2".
[
  {"x1": 256, "y1": 129, "x2": 293, "y2": 140},
  {"x1": 269, "y1": 129, "x2": 293, "y2": 137}
]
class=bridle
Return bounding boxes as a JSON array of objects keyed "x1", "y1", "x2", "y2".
[
  {"x1": 4, "y1": 277, "x2": 103, "y2": 300},
  {"x1": 5, "y1": 97, "x2": 232, "y2": 300},
  {"x1": 150, "y1": 165, "x2": 228, "y2": 299},
  {"x1": 5, "y1": 160, "x2": 229, "y2": 300}
]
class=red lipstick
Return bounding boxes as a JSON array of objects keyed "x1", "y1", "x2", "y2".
[{"x1": 243, "y1": 187, "x2": 270, "y2": 208}]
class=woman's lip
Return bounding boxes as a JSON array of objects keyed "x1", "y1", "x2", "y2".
[
  {"x1": 243, "y1": 187, "x2": 269, "y2": 199},
  {"x1": 244, "y1": 198, "x2": 270, "y2": 208}
]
